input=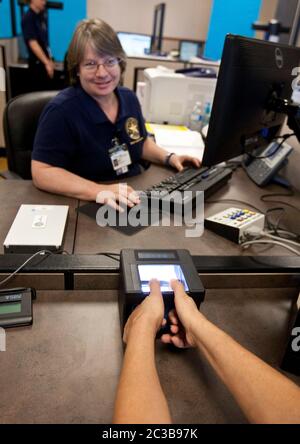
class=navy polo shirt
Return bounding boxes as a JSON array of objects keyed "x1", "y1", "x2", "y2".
[
  {"x1": 32, "y1": 86, "x2": 148, "y2": 181},
  {"x1": 22, "y1": 8, "x2": 50, "y2": 62}
]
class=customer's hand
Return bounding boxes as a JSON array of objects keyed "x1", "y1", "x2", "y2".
[
  {"x1": 44, "y1": 60, "x2": 55, "y2": 79},
  {"x1": 161, "y1": 279, "x2": 203, "y2": 348},
  {"x1": 96, "y1": 183, "x2": 140, "y2": 212},
  {"x1": 123, "y1": 279, "x2": 166, "y2": 344},
  {"x1": 169, "y1": 154, "x2": 201, "y2": 172}
]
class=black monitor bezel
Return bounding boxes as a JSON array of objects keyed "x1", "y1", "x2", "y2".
[
  {"x1": 151, "y1": 3, "x2": 166, "y2": 54},
  {"x1": 202, "y1": 34, "x2": 300, "y2": 167}
]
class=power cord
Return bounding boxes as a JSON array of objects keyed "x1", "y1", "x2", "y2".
[
  {"x1": 96, "y1": 252, "x2": 121, "y2": 263},
  {"x1": 274, "y1": 229, "x2": 300, "y2": 241},
  {"x1": 0, "y1": 249, "x2": 70, "y2": 288},
  {"x1": 260, "y1": 192, "x2": 300, "y2": 213},
  {"x1": 241, "y1": 239, "x2": 300, "y2": 256},
  {"x1": 246, "y1": 133, "x2": 295, "y2": 160},
  {"x1": 265, "y1": 207, "x2": 286, "y2": 236},
  {"x1": 262, "y1": 231, "x2": 300, "y2": 248},
  {"x1": 0, "y1": 250, "x2": 52, "y2": 287},
  {"x1": 72, "y1": 201, "x2": 80, "y2": 255},
  {"x1": 206, "y1": 198, "x2": 300, "y2": 253},
  {"x1": 206, "y1": 198, "x2": 300, "y2": 240},
  {"x1": 240, "y1": 228, "x2": 300, "y2": 256}
]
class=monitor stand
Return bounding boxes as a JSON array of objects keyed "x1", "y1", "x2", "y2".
[{"x1": 148, "y1": 50, "x2": 167, "y2": 57}]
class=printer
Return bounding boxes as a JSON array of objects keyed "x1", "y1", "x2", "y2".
[{"x1": 138, "y1": 66, "x2": 217, "y2": 125}]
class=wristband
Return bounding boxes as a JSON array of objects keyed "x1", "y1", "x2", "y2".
[{"x1": 164, "y1": 152, "x2": 175, "y2": 167}]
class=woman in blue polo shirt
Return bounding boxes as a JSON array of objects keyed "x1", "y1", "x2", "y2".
[{"x1": 32, "y1": 18, "x2": 200, "y2": 211}]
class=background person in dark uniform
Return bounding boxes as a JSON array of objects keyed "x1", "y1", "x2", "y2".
[
  {"x1": 22, "y1": 0, "x2": 55, "y2": 91},
  {"x1": 31, "y1": 19, "x2": 200, "y2": 211}
]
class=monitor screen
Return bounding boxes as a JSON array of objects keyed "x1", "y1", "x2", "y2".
[
  {"x1": 117, "y1": 32, "x2": 151, "y2": 57},
  {"x1": 202, "y1": 35, "x2": 300, "y2": 167},
  {"x1": 179, "y1": 41, "x2": 200, "y2": 61},
  {"x1": 138, "y1": 264, "x2": 189, "y2": 293}
]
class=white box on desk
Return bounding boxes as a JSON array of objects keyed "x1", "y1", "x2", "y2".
[{"x1": 3, "y1": 204, "x2": 69, "y2": 254}]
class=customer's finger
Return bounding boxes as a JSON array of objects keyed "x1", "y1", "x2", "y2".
[
  {"x1": 170, "y1": 279, "x2": 186, "y2": 299},
  {"x1": 168, "y1": 309, "x2": 179, "y2": 325},
  {"x1": 149, "y1": 279, "x2": 162, "y2": 297}
]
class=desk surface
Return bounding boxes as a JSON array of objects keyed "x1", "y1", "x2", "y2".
[
  {"x1": 0, "y1": 287, "x2": 298, "y2": 424},
  {"x1": 0, "y1": 171, "x2": 299, "y2": 424},
  {"x1": 0, "y1": 167, "x2": 300, "y2": 257},
  {"x1": 74, "y1": 165, "x2": 300, "y2": 256}
]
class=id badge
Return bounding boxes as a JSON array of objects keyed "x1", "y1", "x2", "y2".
[{"x1": 109, "y1": 142, "x2": 132, "y2": 176}]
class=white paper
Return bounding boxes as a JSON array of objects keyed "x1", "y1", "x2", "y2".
[
  {"x1": 154, "y1": 128, "x2": 204, "y2": 160},
  {"x1": 189, "y1": 56, "x2": 221, "y2": 67}
]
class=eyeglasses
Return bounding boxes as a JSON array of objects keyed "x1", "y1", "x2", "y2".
[{"x1": 82, "y1": 57, "x2": 121, "y2": 72}]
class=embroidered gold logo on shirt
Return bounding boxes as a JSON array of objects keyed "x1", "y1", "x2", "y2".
[{"x1": 125, "y1": 117, "x2": 141, "y2": 140}]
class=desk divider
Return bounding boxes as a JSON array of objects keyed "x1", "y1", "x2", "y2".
[{"x1": 0, "y1": 255, "x2": 299, "y2": 291}]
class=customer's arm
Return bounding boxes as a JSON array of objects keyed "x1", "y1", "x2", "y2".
[
  {"x1": 31, "y1": 160, "x2": 139, "y2": 210},
  {"x1": 142, "y1": 137, "x2": 201, "y2": 171},
  {"x1": 28, "y1": 40, "x2": 54, "y2": 78},
  {"x1": 161, "y1": 280, "x2": 300, "y2": 424},
  {"x1": 113, "y1": 280, "x2": 172, "y2": 424}
]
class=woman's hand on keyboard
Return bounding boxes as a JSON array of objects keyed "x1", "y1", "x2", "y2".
[
  {"x1": 168, "y1": 154, "x2": 201, "y2": 172},
  {"x1": 96, "y1": 183, "x2": 140, "y2": 212}
]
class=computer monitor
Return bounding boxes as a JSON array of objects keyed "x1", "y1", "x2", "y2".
[
  {"x1": 151, "y1": 3, "x2": 166, "y2": 54},
  {"x1": 202, "y1": 34, "x2": 300, "y2": 167},
  {"x1": 179, "y1": 40, "x2": 201, "y2": 62},
  {"x1": 117, "y1": 32, "x2": 151, "y2": 57}
]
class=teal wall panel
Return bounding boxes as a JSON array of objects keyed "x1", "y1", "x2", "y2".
[{"x1": 204, "y1": 0, "x2": 262, "y2": 59}]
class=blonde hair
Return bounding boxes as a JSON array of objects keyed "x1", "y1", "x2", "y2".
[{"x1": 67, "y1": 18, "x2": 126, "y2": 85}]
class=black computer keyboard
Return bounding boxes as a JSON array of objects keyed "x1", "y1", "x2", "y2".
[
  {"x1": 77, "y1": 166, "x2": 233, "y2": 235},
  {"x1": 143, "y1": 166, "x2": 232, "y2": 210}
]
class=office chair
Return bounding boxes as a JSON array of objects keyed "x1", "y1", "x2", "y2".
[{"x1": 3, "y1": 90, "x2": 59, "y2": 179}]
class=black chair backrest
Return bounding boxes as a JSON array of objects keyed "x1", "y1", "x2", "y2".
[{"x1": 3, "y1": 91, "x2": 59, "y2": 179}]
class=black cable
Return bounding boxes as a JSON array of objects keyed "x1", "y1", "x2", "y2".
[
  {"x1": 96, "y1": 252, "x2": 120, "y2": 263},
  {"x1": 205, "y1": 198, "x2": 264, "y2": 214},
  {"x1": 275, "y1": 228, "x2": 300, "y2": 241},
  {"x1": 0, "y1": 250, "x2": 52, "y2": 287},
  {"x1": 97, "y1": 252, "x2": 120, "y2": 257},
  {"x1": 260, "y1": 189, "x2": 294, "y2": 199},
  {"x1": 263, "y1": 200, "x2": 300, "y2": 212},
  {"x1": 71, "y1": 201, "x2": 80, "y2": 255},
  {"x1": 265, "y1": 207, "x2": 285, "y2": 236},
  {"x1": 260, "y1": 191, "x2": 300, "y2": 213},
  {"x1": 205, "y1": 198, "x2": 300, "y2": 242},
  {"x1": 246, "y1": 133, "x2": 295, "y2": 160},
  {"x1": 224, "y1": 160, "x2": 242, "y2": 171},
  {"x1": 56, "y1": 249, "x2": 70, "y2": 255},
  {"x1": 276, "y1": 134, "x2": 295, "y2": 140},
  {"x1": 0, "y1": 249, "x2": 71, "y2": 288}
]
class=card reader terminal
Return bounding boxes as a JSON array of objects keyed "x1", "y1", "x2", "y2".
[
  {"x1": 0, "y1": 287, "x2": 36, "y2": 328},
  {"x1": 119, "y1": 249, "x2": 205, "y2": 336}
]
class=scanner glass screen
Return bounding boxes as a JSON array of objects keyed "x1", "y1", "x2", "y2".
[{"x1": 138, "y1": 264, "x2": 189, "y2": 293}]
